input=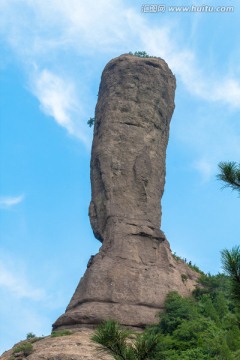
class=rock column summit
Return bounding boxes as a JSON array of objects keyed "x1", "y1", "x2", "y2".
[{"x1": 53, "y1": 54, "x2": 198, "y2": 330}]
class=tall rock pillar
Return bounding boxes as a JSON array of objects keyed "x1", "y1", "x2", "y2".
[{"x1": 53, "y1": 54, "x2": 198, "y2": 330}]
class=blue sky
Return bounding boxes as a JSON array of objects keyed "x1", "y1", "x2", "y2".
[{"x1": 0, "y1": 0, "x2": 239, "y2": 354}]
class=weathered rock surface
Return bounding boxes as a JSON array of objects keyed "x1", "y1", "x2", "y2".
[
  {"x1": 0, "y1": 329, "x2": 112, "y2": 360},
  {"x1": 89, "y1": 54, "x2": 175, "y2": 243},
  {"x1": 53, "y1": 54, "x2": 199, "y2": 330}
]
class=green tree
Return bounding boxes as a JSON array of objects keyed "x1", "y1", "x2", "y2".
[
  {"x1": 128, "y1": 51, "x2": 152, "y2": 58},
  {"x1": 87, "y1": 117, "x2": 95, "y2": 127},
  {"x1": 92, "y1": 276, "x2": 240, "y2": 359},
  {"x1": 217, "y1": 161, "x2": 240, "y2": 193},
  {"x1": 92, "y1": 320, "x2": 160, "y2": 360},
  {"x1": 217, "y1": 161, "x2": 240, "y2": 307},
  {"x1": 221, "y1": 246, "x2": 240, "y2": 305},
  {"x1": 156, "y1": 292, "x2": 199, "y2": 335}
]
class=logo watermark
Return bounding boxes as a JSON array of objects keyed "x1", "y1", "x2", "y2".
[
  {"x1": 141, "y1": 4, "x2": 166, "y2": 12},
  {"x1": 141, "y1": 4, "x2": 235, "y2": 13}
]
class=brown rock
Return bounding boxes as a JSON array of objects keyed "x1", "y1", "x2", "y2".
[
  {"x1": 0, "y1": 330, "x2": 112, "y2": 360},
  {"x1": 53, "y1": 54, "x2": 199, "y2": 330},
  {"x1": 89, "y1": 54, "x2": 175, "y2": 242}
]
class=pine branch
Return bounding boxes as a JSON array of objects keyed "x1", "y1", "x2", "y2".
[
  {"x1": 91, "y1": 321, "x2": 132, "y2": 360},
  {"x1": 221, "y1": 246, "x2": 240, "y2": 304},
  {"x1": 133, "y1": 332, "x2": 160, "y2": 359},
  {"x1": 217, "y1": 161, "x2": 240, "y2": 193}
]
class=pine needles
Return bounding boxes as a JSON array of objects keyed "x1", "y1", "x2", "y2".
[
  {"x1": 91, "y1": 320, "x2": 160, "y2": 360},
  {"x1": 221, "y1": 246, "x2": 240, "y2": 305},
  {"x1": 217, "y1": 161, "x2": 240, "y2": 193}
]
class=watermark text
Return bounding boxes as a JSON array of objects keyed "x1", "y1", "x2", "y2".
[{"x1": 141, "y1": 4, "x2": 235, "y2": 13}]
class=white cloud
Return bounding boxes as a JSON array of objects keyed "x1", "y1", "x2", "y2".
[
  {"x1": 193, "y1": 159, "x2": 215, "y2": 182},
  {"x1": 174, "y1": 108, "x2": 240, "y2": 180},
  {"x1": 213, "y1": 78, "x2": 240, "y2": 108},
  {"x1": 0, "y1": 0, "x2": 130, "y2": 59},
  {"x1": 0, "y1": 254, "x2": 69, "y2": 352},
  {"x1": 139, "y1": 26, "x2": 240, "y2": 109},
  {"x1": 0, "y1": 260, "x2": 45, "y2": 301},
  {"x1": 0, "y1": 0, "x2": 239, "y2": 167},
  {"x1": 31, "y1": 69, "x2": 91, "y2": 145},
  {"x1": 0, "y1": 297, "x2": 53, "y2": 354},
  {"x1": 33, "y1": 70, "x2": 75, "y2": 130},
  {"x1": 1, "y1": 0, "x2": 240, "y2": 108},
  {"x1": 0, "y1": 195, "x2": 24, "y2": 209}
]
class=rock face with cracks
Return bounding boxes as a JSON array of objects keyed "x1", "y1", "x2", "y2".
[{"x1": 53, "y1": 54, "x2": 199, "y2": 330}]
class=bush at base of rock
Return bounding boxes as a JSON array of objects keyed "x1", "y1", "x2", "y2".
[
  {"x1": 51, "y1": 329, "x2": 73, "y2": 337},
  {"x1": 12, "y1": 342, "x2": 33, "y2": 357},
  {"x1": 92, "y1": 274, "x2": 240, "y2": 360}
]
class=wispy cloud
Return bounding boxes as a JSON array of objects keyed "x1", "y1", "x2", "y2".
[
  {"x1": 0, "y1": 260, "x2": 45, "y2": 300},
  {"x1": 0, "y1": 0, "x2": 134, "y2": 146},
  {"x1": 31, "y1": 69, "x2": 91, "y2": 146},
  {"x1": 193, "y1": 159, "x2": 216, "y2": 182},
  {"x1": 138, "y1": 24, "x2": 240, "y2": 109},
  {"x1": 0, "y1": 254, "x2": 69, "y2": 352},
  {"x1": 1, "y1": 1, "x2": 240, "y2": 113},
  {"x1": 0, "y1": 195, "x2": 24, "y2": 209},
  {"x1": 212, "y1": 78, "x2": 240, "y2": 108},
  {"x1": 174, "y1": 107, "x2": 240, "y2": 180},
  {"x1": 33, "y1": 70, "x2": 77, "y2": 131},
  {"x1": 0, "y1": 256, "x2": 51, "y2": 353},
  {"x1": 0, "y1": 0, "x2": 239, "y2": 175}
]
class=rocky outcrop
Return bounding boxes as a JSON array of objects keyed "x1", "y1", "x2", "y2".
[
  {"x1": 0, "y1": 330, "x2": 112, "y2": 360},
  {"x1": 53, "y1": 54, "x2": 199, "y2": 330},
  {"x1": 88, "y1": 54, "x2": 175, "y2": 243}
]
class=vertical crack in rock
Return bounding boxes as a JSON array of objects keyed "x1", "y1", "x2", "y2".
[{"x1": 53, "y1": 54, "x2": 199, "y2": 330}]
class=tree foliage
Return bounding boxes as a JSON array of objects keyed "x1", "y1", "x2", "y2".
[
  {"x1": 217, "y1": 163, "x2": 240, "y2": 307},
  {"x1": 128, "y1": 51, "x2": 153, "y2": 58},
  {"x1": 87, "y1": 117, "x2": 95, "y2": 127},
  {"x1": 91, "y1": 320, "x2": 160, "y2": 360},
  {"x1": 217, "y1": 161, "x2": 240, "y2": 193},
  {"x1": 221, "y1": 246, "x2": 240, "y2": 306},
  {"x1": 92, "y1": 274, "x2": 240, "y2": 359},
  {"x1": 13, "y1": 342, "x2": 33, "y2": 356}
]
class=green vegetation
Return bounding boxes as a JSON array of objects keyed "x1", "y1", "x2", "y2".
[
  {"x1": 51, "y1": 329, "x2": 73, "y2": 337},
  {"x1": 217, "y1": 161, "x2": 240, "y2": 193},
  {"x1": 221, "y1": 246, "x2": 240, "y2": 306},
  {"x1": 172, "y1": 252, "x2": 204, "y2": 275},
  {"x1": 12, "y1": 342, "x2": 33, "y2": 356},
  {"x1": 181, "y1": 274, "x2": 188, "y2": 283},
  {"x1": 150, "y1": 275, "x2": 240, "y2": 359},
  {"x1": 26, "y1": 332, "x2": 36, "y2": 339},
  {"x1": 87, "y1": 117, "x2": 95, "y2": 127},
  {"x1": 92, "y1": 274, "x2": 240, "y2": 359},
  {"x1": 187, "y1": 262, "x2": 204, "y2": 274},
  {"x1": 217, "y1": 161, "x2": 240, "y2": 305},
  {"x1": 92, "y1": 320, "x2": 160, "y2": 360},
  {"x1": 128, "y1": 51, "x2": 153, "y2": 58}
]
